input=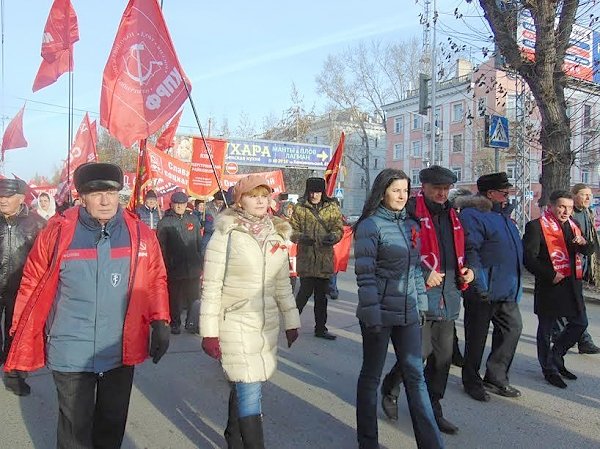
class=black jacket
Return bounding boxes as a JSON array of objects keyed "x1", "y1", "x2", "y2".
[
  {"x1": 157, "y1": 209, "x2": 203, "y2": 280},
  {"x1": 523, "y1": 218, "x2": 593, "y2": 318},
  {"x1": 0, "y1": 205, "x2": 46, "y2": 302}
]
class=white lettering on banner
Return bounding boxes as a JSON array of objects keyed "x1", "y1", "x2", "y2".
[
  {"x1": 167, "y1": 161, "x2": 189, "y2": 177},
  {"x1": 42, "y1": 32, "x2": 54, "y2": 44},
  {"x1": 145, "y1": 67, "x2": 183, "y2": 110}
]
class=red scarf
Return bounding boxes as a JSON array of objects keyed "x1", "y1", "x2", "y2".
[
  {"x1": 415, "y1": 192, "x2": 467, "y2": 290},
  {"x1": 540, "y1": 210, "x2": 583, "y2": 279}
]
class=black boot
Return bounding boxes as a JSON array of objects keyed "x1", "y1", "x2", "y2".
[
  {"x1": 239, "y1": 414, "x2": 265, "y2": 449},
  {"x1": 225, "y1": 389, "x2": 243, "y2": 449},
  {"x1": 4, "y1": 372, "x2": 31, "y2": 397},
  {"x1": 380, "y1": 372, "x2": 401, "y2": 420},
  {"x1": 431, "y1": 399, "x2": 458, "y2": 435}
]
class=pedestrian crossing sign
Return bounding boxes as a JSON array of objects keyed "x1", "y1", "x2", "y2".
[{"x1": 488, "y1": 115, "x2": 510, "y2": 148}]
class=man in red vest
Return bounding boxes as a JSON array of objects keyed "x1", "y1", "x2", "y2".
[{"x1": 523, "y1": 190, "x2": 592, "y2": 388}]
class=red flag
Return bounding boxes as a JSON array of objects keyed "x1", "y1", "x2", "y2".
[
  {"x1": 32, "y1": 0, "x2": 79, "y2": 92},
  {"x1": 90, "y1": 120, "x2": 98, "y2": 146},
  {"x1": 32, "y1": 49, "x2": 72, "y2": 92},
  {"x1": 66, "y1": 113, "x2": 98, "y2": 179},
  {"x1": 324, "y1": 132, "x2": 345, "y2": 197},
  {"x1": 2, "y1": 106, "x2": 28, "y2": 159},
  {"x1": 100, "y1": 0, "x2": 191, "y2": 148},
  {"x1": 155, "y1": 109, "x2": 182, "y2": 151},
  {"x1": 11, "y1": 174, "x2": 36, "y2": 206},
  {"x1": 127, "y1": 140, "x2": 152, "y2": 211}
]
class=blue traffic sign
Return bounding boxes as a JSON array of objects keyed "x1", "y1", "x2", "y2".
[
  {"x1": 489, "y1": 115, "x2": 510, "y2": 148},
  {"x1": 225, "y1": 138, "x2": 332, "y2": 169}
]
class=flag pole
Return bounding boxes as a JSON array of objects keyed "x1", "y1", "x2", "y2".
[
  {"x1": 182, "y1": 81, "x2": 229, "y2": 207},
  {"x1": 159, "y1": 0, "x2": 226, "y2": 206}
]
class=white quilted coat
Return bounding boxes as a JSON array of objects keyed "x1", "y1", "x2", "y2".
[{"x1": 200, "y1": 208, "x2": 301, "y2": 383}]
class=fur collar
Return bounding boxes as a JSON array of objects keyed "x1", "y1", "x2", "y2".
[
  {"x1": 214, "y1": 207, "x2": 292, "y2": 239},
  {"x1": 455, "y1": 194, "x2": 492, "y2": 212}
]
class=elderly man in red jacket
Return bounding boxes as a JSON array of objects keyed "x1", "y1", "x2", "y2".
[{"x1": 4, "y1": 162, "x2": 170, "y2": 449}]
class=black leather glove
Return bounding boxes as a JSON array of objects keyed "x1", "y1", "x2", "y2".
[
  {"x1": 321, "y1": 233, "x2": 337, "y2": 246},
  {"x1": 149, "y1": 320, "x2": 170, "y2": 364},
  {"x1": 298, "y1": 235, "x2": 315, "y2": 246}
]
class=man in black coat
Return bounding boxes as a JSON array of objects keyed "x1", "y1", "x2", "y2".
[
  {"x1": 157, "y1": 191, "x2": 203, "y2": 334},
  {"x1": 523, "y1": 190, "x2": 593, "y2": 389},
  {"x1": 0, "y1": 178, "x2": 46, "y2": 395}
]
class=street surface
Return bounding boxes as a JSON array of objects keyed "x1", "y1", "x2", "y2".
[{"x1": 1, "y1": 264, "x2": 599, "y2": 449}]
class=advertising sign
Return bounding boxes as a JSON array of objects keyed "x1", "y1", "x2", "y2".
[
  {"x1": 188, "y1": 137, "x2": 228, "y2": 197},
  {"x1": 225, "y1": 138, "x2": 331, "y2": 169},
  {"x1": 518, "y1": 10, "x2": 595, "y2": 83}
]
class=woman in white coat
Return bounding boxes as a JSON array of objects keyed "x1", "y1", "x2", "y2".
[{"x1": 200, "y1": 174, "x2": 301, "y2": 449}]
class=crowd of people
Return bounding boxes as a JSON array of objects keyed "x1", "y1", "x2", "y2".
[{"x1": 0, "y1": 161, "x2": 598, "y2": 449}]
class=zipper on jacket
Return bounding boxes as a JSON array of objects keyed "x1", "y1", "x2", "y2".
[{"x1": 396, "y1": 217, "x2": 411, "y2": 325}]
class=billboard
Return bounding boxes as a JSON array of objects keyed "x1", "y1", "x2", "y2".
[
  {"x1": 518, "y1": 9, "x2": 596, "y2": 83},
  {"x1": 225, "y1": 138, "x2": 332, "y2": 169}
]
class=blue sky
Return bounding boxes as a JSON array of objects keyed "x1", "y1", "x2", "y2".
[{"x1": 1, "y1": 0, "x2": 430, "y2": 180}]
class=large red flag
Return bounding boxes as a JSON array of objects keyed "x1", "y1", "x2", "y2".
[
  {"x1": 32, "y1": 0, "x2": 79, "y2": 92},
  {"x1": 33, "y1": 49, "x2": 73, "y2": 92},
  {"x1": 100, "y1": 0, "x2": 191, "y2": 148},
  {"x1": 1, "y1": 106, "x2": 28, "y2": 159},
  {"x1": 90, "y1": 120, "x2": 98, "y2": 146},
  {"x1": 66, "y1": 113, "x2": 98, "y2": 179},
  {"x1": 155, "y1": 109, "x2": 182, "y2": 151},
  {"x1": 127, "y1": 140, "x2": 152, "y2": 211},
  {"x1": 324, "y1": 132, "x2": 345, "y2": 197}
]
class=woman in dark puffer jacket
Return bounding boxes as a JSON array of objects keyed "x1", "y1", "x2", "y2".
[{"x1": 354, "y1": 168, "x2": 443, "y2": 449}]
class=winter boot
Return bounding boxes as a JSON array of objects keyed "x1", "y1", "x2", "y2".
[
  {"x1": 4, "y1": 372, "x2": 31, "y2": 397},
  {"x1": 380, "y1": 373, "x2": 401, "y2": 420},
  {"x1": 225, "y1": 389, "x2": 243, "y2": 449},
  {"x1": 239, "y1": 414, "x2": 265, "y2": 449},
  {"x1": 431, "y1": 399, "x2": 458, "y2": 435}
]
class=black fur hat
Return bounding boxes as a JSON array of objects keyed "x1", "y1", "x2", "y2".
[
  {"x1": 74, "y1": 162, "x2": 123, "y2": 194},
  {"x1": 305, "y1": 177, "x2": 326, "y2": 193}
]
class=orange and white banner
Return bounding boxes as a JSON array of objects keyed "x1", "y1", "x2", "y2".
[{"x1": 188, "y1": 137, "x2": 228, "y2": 197}]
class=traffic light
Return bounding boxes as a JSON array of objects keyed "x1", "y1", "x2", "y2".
[{"x1": 418, "y1": 73, "x2": 430, "y2": 116}]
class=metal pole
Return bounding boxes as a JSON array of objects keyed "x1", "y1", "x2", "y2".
[{"x1": 431, "y1": 0, "x2": 438, "y2": 164}]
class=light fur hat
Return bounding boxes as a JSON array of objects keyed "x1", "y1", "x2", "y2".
[{"x1": 233, "y1": 174, "x2": 272, "y2": 203}]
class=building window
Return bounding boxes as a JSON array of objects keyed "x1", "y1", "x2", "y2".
[
  {"x1": 411, "y1": 140, "x2": 422, "y2": 157},
  {"x1": 374, "y1": 158, "x2": 378, "y2": 169},
  {"x1": 452, "y1": 167, "x2": 462, "y2": 182},
  {"x1": 393, "y1": 143, "x2": 404, "y2": 160},
  {"x1": 583, "y1": 104, "x2": 592, "y2": 128},
  {"x1": 313, "y1": 136, "x2": 318, "y2": 144},
  {"x1": 478, "y1": 98, "x2": 487, "y2": 117},
  {"x1": 411, "y1": 169, "x2": 420, "y2": 186},
  {"x1": 506, "y1": 163, "x2": 516, "y2": 180},
  {"x1": 394, "y1": 116, "x2": 404, "y2": 134},
  {"x1": 434, "y1": 107, "x2": 442, "y2": 128},
  {"x1": 452, "y1": 134, "x2": 463, "y2": 153},
  {"x1": 412, "y1": 114, "x2": 422, "y2": 130},
  {"x1": 452, "y1": 102, "x2": 464, "y2": 122},
  {"x1": 582, "y1": 169, "x2": 590, "y2": 184}
]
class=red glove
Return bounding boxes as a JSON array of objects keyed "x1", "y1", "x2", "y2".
[
  {"x1": 202, "y1": 337, "x2": 222, "y2": 360},
  {"x1": 285, "y1": 329, "x2": 299, "y2": 348}
]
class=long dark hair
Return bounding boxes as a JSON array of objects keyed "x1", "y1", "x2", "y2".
[{"x1": 353, "y1": 168, "x2": 411, "y2": 233}]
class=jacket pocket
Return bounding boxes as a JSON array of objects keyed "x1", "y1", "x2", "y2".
[{"x1": 223, "y1": 299, "x2": 250, "y2": 320}]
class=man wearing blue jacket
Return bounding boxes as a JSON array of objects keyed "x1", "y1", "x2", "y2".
[{"x1": 458, "y1": 172, "x2": 523, "y2": 402}]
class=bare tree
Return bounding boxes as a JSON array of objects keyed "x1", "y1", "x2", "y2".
[
  {"x1": 97, "y1": 128, "x2": 137, "y2": 172},
  {"x1": 472, "y1": 0, "x2": 579, "y2": 205},
  {"x1": 316, "y1": 39, "x2": 420, "y2": 195}
]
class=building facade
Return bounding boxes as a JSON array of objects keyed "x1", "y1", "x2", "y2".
[{"x1": 382, "y1": 59, "x2": 600, "y2": 221}]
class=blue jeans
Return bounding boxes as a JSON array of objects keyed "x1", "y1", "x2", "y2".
[
  {"x1": 233, "y1": 382, "x2": 262, "y2": 418},
  {"x1": 356, "y1": 322, "x2": 443, "y2": 449}
]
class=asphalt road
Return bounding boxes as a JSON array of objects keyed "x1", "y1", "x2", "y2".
[{"x1": 1, "y1": 266, "x2": 599, "y2": 449}]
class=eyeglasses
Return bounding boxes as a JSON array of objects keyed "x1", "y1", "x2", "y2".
[{"x1": 491, "y1": 190, "x2": 510, "y2": 197}]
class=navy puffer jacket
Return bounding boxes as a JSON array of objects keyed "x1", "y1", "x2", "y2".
[{"x1": 354, "y1": 205, "x2": 428, "y2": 328}]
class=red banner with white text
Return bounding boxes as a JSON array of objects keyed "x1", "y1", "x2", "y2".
[{"x1": 188, "y1": 137, "x2": 227, "y2": 197}]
